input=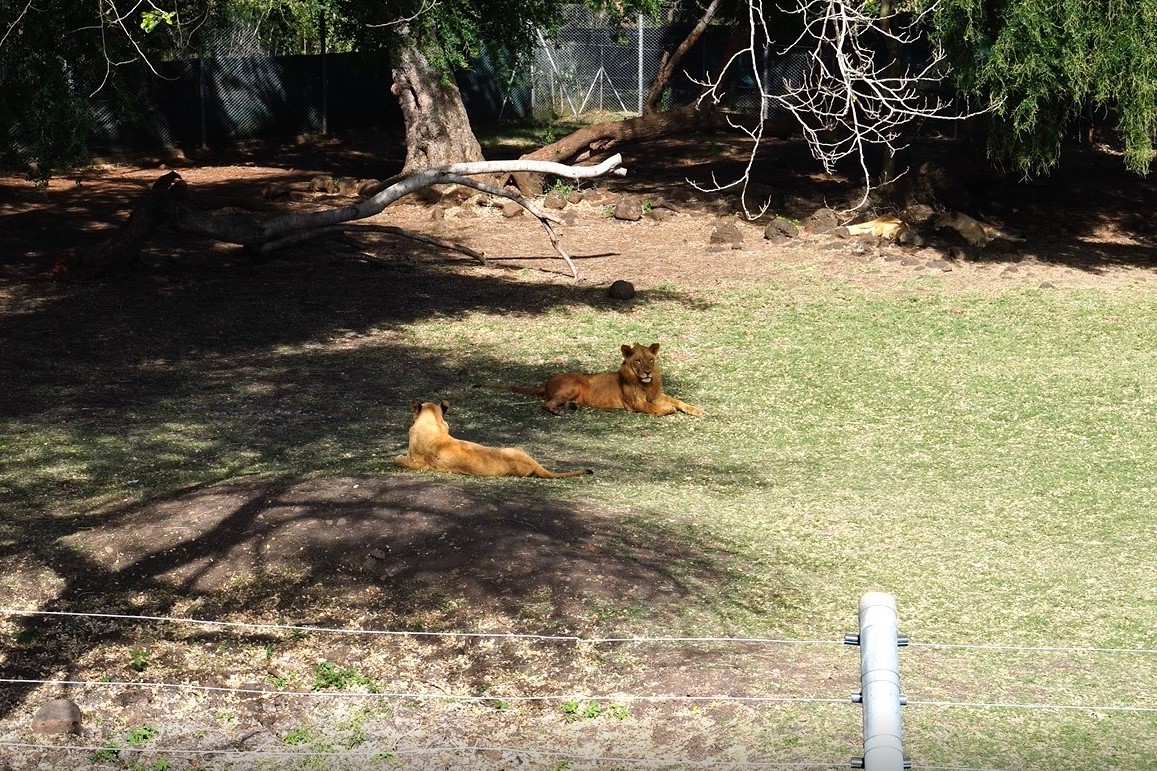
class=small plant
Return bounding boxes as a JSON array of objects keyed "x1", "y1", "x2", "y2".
[
  {"x1": 609, "y1": 703, "x2": 630, "y2": 720},
  {"x1": 125, "y1": 725, "x2": 159, "y2": 747},
  {"x1": 582, "y1": 699, "x2": 602, "y2": 719},
  {"x1": 546, "y1": 178, "x2": 577, "y2": 197},
  {"x1": 284, "y1": 727, "x2": 314, "y2": 746},
  {"x1": 128, "y1": 648, "x2": 149, "y2": 672},
  {"x1": 561, "y1": 700, "x2": 580, "y2": 722},
  {"x1": 312, "y1": 660, "x2": 375, "y2": 691},
  {"x1": 552, "y1": 762, "x2": 573, "y2": 771}
]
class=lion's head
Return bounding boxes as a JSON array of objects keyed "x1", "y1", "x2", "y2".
[{"x1": 619, "y1": 342, "x2": 661, "y2": 385}]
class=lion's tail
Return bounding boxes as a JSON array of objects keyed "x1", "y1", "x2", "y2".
[{"x1": 479, "y1": 382, "x2": 546, "y2": 396}]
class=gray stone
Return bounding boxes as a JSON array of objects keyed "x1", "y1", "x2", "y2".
[
  {"x1": 803, "y1": 207, "x2": 840, "y2": 234},
  {"x1": 766, "y1": 217, "x2": 799, "y2": 239},
  {"x1": 543, "y1": 191, "x2": 567, "y2": 210},
  {"x1": 31, "y1": 699, "x2": 82, "y2": 735},
  {"x1": 613, "y1": 197, "x2": 643, "y2": 221},
  {"x1": 710, "y1": 221, "x2": 744, "y2": 246},
  {"x1": 647, "y1": 208, "x2": 674, "y2": 222},
  {"x1": 502, "y1": 201, "x2": 524, "y2": 218}
]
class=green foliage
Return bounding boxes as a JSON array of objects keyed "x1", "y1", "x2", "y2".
[
  {"x1": 312, "y1": 660, "x2": 375, "y2": 690},
  {"x1": 931, "y1": 0, "x2": 1157, "y2": 175},
  {"x1": 125, "y1": 725, "x2": 160, "y2": 747},
  {"x1": 128, "y1": 647, "x2": 149, "y2": 672}
]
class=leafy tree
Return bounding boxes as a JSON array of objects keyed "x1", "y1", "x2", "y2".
[
  {"x1": 328, "y1": 0, "x2": 660, "y2": 173},
  {"x1": 931, "y1": 0, "x2": 1157, "y2": 176}
]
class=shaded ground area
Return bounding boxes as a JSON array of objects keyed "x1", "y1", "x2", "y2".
[{"x1": 0, "y1": 128, "x2": 1154, "y2": 768}]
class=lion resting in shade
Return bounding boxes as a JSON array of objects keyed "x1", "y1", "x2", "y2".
[{"x1": 394, "y1": 401, "x2": 592, "y2": 479}]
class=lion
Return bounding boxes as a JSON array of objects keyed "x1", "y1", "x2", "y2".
[
  {"x1": 833, "y1": 215, "x2": 923, "y2": 245},
  {"x1": 493, "y1": 342, "x2": 703, "y2": 417},
  {"x1": 934, "y1": 211, "x2": 1025, "y2": 247},
  {"x1": 393, "y1": 401, "x2": 592, "y2": 479}
]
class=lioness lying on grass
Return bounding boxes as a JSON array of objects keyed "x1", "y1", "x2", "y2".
[
  {"x1": 394, "y1": 401, "x2": 592, "y2": 479},
  {"x1": 494, "y1": 342, "x2": 703, "y2": 417}
]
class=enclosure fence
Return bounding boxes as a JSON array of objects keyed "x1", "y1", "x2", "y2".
[
  {"x1": 88, "y1": 3, "x2": 809, "y2": 154},
  {"x1": 4, "y1": 595, "x2": 1156, "y2": 769}
]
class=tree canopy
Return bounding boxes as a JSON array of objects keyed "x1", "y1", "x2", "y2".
[
  {"x1": 932, "y1": 0, "x2": 1157, "y2": 176},
  {"x1": 2, "y1": 0, "x2": 1154, "y2": 178}
]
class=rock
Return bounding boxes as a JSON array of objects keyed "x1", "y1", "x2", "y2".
[
  {"x1": 336, "y1": 177, "x2": 361, "y2": 196},
  {"x1": 802, "y1": 207, "x2": 840, "y2": 234},
  {"x1": 309, "y1": 175, "x2": 336, "y2": 193},
  {"x1": 566, "y1": 191, "x2": 583, "y2": 205},
  {"x1": 262, "y1": 182, "x2": 291, "y2": 200},
  {"x1": 650, "y1": 196, "x2": 682, "y2": 213},
  {"x1": 613, "y1": 197, "x2": 643, "y2": 221},
  {"x1": 31, "y1": 699, "x2": 82, "y2": 735},
  {"x1": 647, "y1": 208, "x2": 674, "y2": 222},
  {"x1": 710, "y1": 221, "x2": 744, "y2": 246},
  {"x1": 765, "y1": 233, "x2": 792, "y2": 246},
  {"x1": 368, "y1": 548, "x2": 387, "y2": 560},
  {"x1": 543, "y1": 191, "x2": 567, "y2": 210},
  {"x1": 765, "y1": 217, "x2": 799, "y2": 239},
  {"x1": 357, "y1": 179, "x2": 382, "y2": 197},
  {"x1": 561, "y1": 211, "x2": 578, "y2": 225},
  {"x1": 607, "y1": 280, "x2": 636, "y2": 300},
  {"x1": 926, "y1": 259, "x2": 953, "y2": 272},
  {"x1": 502, "y1": 201, "x2": 524, "y2": 218},
  {"x1": 582, "y1": 188, "x2": 606, "y2": 204}
]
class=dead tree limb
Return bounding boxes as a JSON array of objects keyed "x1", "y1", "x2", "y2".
[
  {"x1": 643, "y1": 0, "x2": 728, "y2": 115},
  {"x1": 71, "y1": 155, "x2": 626, "y2": 281},
  {"x1": 512, "y1": 104, "x2": 722, "y2": 195}
]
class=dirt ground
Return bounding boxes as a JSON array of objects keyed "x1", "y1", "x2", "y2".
[{"x1": 1, "y1": 129, "x2": 1155, "y2": 769}]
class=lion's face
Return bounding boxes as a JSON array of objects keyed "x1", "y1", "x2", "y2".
[{"x1": 620, "y1": 342, "x2": 661, "y2": 384}]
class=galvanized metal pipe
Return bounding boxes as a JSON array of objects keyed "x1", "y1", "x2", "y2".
[{"x1": 858, "y1": 592, "x2": 905, "y2": 771}]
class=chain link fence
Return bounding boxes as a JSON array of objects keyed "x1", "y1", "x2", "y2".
[{"x1": 88, "y1": 7, "x2": 815, "y2": 155}]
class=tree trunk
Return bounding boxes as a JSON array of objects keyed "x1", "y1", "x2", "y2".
[
  {"x1": 389, "y1": 33, "x2": 484, "y2": 175},
  {"x1": 878, "y1": 0, "x2": 902, "y2": 194},
  {"x1": 643, "y1": 0, "x2": 727, "y2": 115},
  {"x1": 512, "y1": 103, "x2": 725, "y2": 195}
]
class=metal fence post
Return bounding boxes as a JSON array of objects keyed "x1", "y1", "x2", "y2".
[{"x1": 846, "y1": 592, "x2": 907, "y2": 771}]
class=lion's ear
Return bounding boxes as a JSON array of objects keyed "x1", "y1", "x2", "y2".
[
  {"x1": 410, "y1": 402, "x2": 421, "y2": 416},
  {"x1": 439, "y1": 400, "x2": 451, "y2": 414},
  {"x1": 648, "y1": 342, "x2": 660, "y2": 354},
  {"x1": 621, "y1": 344, "x2": 634, "y2": 357}
]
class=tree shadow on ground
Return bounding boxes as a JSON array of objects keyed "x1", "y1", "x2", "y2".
[
  {"x1": 0, "y1": 257, "x2": 797, "y2": 721},
  {"x1": 0, "y1": 471, "x2": 800, "y2": 719}
]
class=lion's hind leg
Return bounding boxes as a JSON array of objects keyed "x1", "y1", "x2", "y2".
[{"x1": 393, "y1": 454, "x2": 425, "y2": 470}]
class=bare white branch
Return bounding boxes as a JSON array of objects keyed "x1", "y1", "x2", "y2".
[{"x1": 695, "y1": 0, "x2": 990, "y2": 215}]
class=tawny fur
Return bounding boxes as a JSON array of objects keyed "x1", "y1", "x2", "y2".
[
  {"x1": 836, "y1": 216, "x2": 923, "y2": 245},
  {"x1": 494, "y1": 342, "x2": 703, "y2": 416},
  {"x1": 934, "y1": 211, "x2": 1024, "y2": 247},
  {"x1": 841, "y1": 216, "x2": 907, "y2": 240},
  {"x1": 393, "y1": 401, "x2": 591, "y2": 479}
]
